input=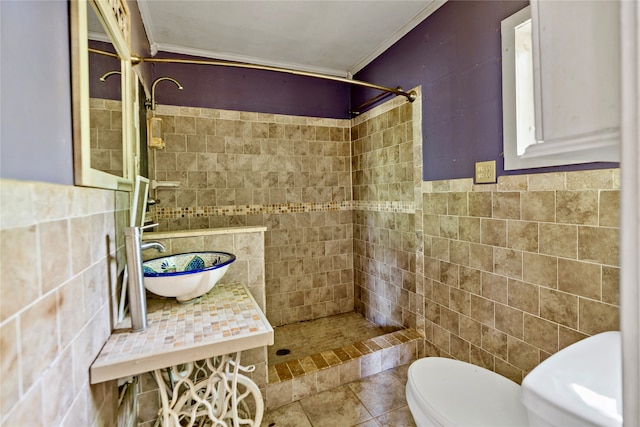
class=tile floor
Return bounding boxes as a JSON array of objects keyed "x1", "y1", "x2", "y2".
[
  {"x1": 261, "y1": 364, "x2": 416, "y2": 427},
  {"x1": 268, "y1": 312, "x2": 398, "y2": 366}
]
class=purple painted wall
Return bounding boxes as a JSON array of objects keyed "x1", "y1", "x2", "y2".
[
  {"x1": 127, "y1": 0, "x2": 153, "y2": 93},
  {"x1": 0, "y1": 0, "x2": 74, "y2": 184},
  {"x1": 150, "y1": 53, "x2": 351, "y2": 119},
  {"x1": 89, "y1": 40, "x2": 121, "y2": 100},
  {"x1": 353, "y1": 0, "x2": 618, "y2": 181}
]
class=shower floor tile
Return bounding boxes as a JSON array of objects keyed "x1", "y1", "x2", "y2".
[{"x1": 268, "y1": 312, "x2": 397, "y2": 366}]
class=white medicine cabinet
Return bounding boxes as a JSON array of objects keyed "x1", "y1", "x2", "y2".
[{"x1": 502, "y1": 1, "x2": 621, "y2": 170}]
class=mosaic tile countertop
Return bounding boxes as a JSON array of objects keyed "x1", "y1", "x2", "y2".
[{"x1": 90, "y1": 282, "x2": 274, "y2": 384}]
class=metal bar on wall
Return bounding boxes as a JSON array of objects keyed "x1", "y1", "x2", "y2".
[{"x1": 131, "y1": 55, "x2": 418, "y2": 103}]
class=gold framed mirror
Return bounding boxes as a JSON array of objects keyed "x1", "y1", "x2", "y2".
[{"x1": 70, "y1": 0, "x2": 135, "y2": 191}]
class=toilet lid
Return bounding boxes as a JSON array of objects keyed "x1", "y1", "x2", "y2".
[{"x1": 407, "y1": 357, "x2": 529, "y2": 427}]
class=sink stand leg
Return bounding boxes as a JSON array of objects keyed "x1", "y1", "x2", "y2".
[{"x1": 152, "y1": 352, "x2": 264, "y2": 426}]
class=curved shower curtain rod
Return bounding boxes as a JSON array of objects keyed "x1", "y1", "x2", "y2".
[{"x1": 130, "y1": 55, "x2": 418, "y2": 104}]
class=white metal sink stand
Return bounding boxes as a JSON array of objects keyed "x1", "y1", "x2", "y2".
[{"x1": 153, "y1": 352, "x2": 263, "y2": 427}]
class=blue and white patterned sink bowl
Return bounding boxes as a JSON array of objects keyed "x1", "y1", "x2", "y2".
[{"x1": 142, "y1": 252, "x2": 236, "y2": 302}]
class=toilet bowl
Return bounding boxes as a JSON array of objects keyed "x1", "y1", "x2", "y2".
[
  {"x1": 406, "y1": 331, "x2": 622, "y2": 427},
  {"x1": 406, "y1": 357, "x2": 529, "y2": 426}
]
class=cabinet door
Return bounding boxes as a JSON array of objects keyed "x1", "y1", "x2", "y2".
[{"x1": 523, "y1": 0, "x2": 620, "y2": 163}]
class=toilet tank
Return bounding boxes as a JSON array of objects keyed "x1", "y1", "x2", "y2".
[{"x1": 521, "y1": 331, "x2": 622, "y2": 427}]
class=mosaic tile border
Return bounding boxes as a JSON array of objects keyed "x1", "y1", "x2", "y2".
[
  {"x1": 265, "y1": 328, "x2": 422, "y2": 410},
  {"x1": 351, "y1": 200, "x2": 415, "y2": 213},
  {"x1": 267, "y1": 328, "x2": 421, "y2": 384},
  {"x1": 150, "y1": 200, "x2": 416, "y2": 221}
]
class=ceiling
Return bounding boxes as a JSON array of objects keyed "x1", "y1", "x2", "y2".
[{"x1": 136, "y1": 0, "x2": 446, "y2": 77}]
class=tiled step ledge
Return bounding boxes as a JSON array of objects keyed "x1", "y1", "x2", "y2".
[{"x1": 265, "y1": 328, "x2": 423, "y2": 410}]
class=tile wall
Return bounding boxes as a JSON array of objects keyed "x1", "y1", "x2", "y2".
[
  {"x1": 421, "y1": 170, "x2": 621, "y2": 382},
  {"x1": 90, "y1": 98, "x2": 124, "y2": 177},
  {"x1": 0, "y1": 179, "x2": 128, "y2": 426},
  {"x1": 148, "y1": 92, "x2": 620, "y2": 386},
  {"x1": 352, "y1": 98, "x2": 422, "y2": 330},
  {"x1": 149, "y1": 106, "x2": 354, "y2": 326}
]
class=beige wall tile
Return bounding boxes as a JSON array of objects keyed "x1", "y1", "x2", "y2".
[
  {"x1": 0, "y1": 226, "x2": 40, "y2": 321},
  {"x1": 481, "y1": 325, "x2": 507, "y2": 360},
  {"x1": 521, "y1": 191, "x2": 555, "y2": 222},
  {"x1": 481, "y1": 219, "x2": 506, "y2": 247},
  {"x1": 3, "y1": 380, "x2": 43, "y2": 426},
  {"x1": 556, "y1": 191, "x2": 599, "y2": 225},
  {"x1": 58, "y1": 275, "x2": 86, "y2": 349},
  {"x1": 523, "y1": 252, "x2": 558, "y2": 289},
  {"x1": 448, "y1": 192, "x2": 468, "y2": 216},
  {"x1": 578, "y1": 226, "x2": 619, "y2": 266},
  {"x1": 39, "y1": 219, "x2": 71, "y2": 293},
  {"x1": 432, "y1": 324, "x2": 450, "y2": 353},
  {"x1": 495, "y1": 303, "x2": 523, "y2": 339},
  {"x1": 539, "y1": 223, "x2": 577, "y2": 259},
  {"x1": 459, "y1": 266, "x2": 481, "y2": 295},
  {"x1": 493, "y1": 192, "x2": 520, "y2": 220},
  {"x1": 470, "y1": 344, "x2": 494, "y2": 371},
  {"x1": 578, "y1": 299, "x2": 619, "y2": 335},
  {"x1": 493, "y1": 248, "x2": 522, "y2": 279},
  {"x1": 498, "y1": 174, "x2": 528, "y2": 191},
  {"x1": 469, "y1": 243, "x2": 493, "y2": 273},
  {"x1": 459, "y1": 315, "x2": 481, "y2": 346},
  {"x1": 449, "y1": 287, "x2": 471, "y2": 317},
  {"x1": 523, "y1": 314, "x2": 558, "y2": 354},
  {"x1": 507, "y1": 221, "x2": 538, "y2": 252},
  {"x1": 540, "y1": 288, "x2": 578, "y2": 329},
  {"x1": 507, "y1": 336, "x2": 539, "y2": 372},
  {"x1": 20, "y1": 291, "x2": 59, "y2": 391},
  {"x1": 602, "y1": 266, "x2": 620, "y2": 305},
  {"x1": 558, "y1": 258, "x2": 601, "y2": 300},
  {"x1": 566, "y1": 169, "x2": 614, "y2": 190},
  {"x1": 481, "y1": 272, "x2": 508, "y2": 304},
  {"x1": 458, "y1": 216, "x2": 480, "y2": 243},
  {"x1": 440, "y1": 215, "x2": 458, "y2": 239},
  {"x1": 599, "y1": 190, "x2": 620, "y2": 227},
  {"x1": 495, "y1": 357, "x2": 523, "y2": 384},
  {"x1": 0, "y1": 319, "x2": 19, "y2": 418},
  {"x1": 42, "y1": 346, "x2": 75, "y2": 425},
  {"x1": 471, "y1": 295, "x2": 494, "y2": 327},
  {"x1": 558, "y1": 326, "x2": 588, "y2": 350},
  {"x1": 70, "y1": 216, "x2": 92, "y2": 274},
  {"x1": 450, "y1": 334, "x2": 470, "y2": 361},
  {"x1": 507, "y1": 279, "x2": 539, "y2": 315},
  {"x1": 528, "y1": 172, "x2": 565, "y2": 191},
  {"x1": 469, "y1": 192, "x2": 492, "y2": 217}
]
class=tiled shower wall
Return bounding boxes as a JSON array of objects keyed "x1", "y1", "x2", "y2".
[
  {"x1": 0, "y1": 179, "x2": 128, "y2": 425},
  {"x1": 421, "y1": 170, "x2": 621, "y2": 383},
  {"x1": 351, "y1": 98, "x2": 422, "y2": 330},
  {"x1": 149, "y1": 106, "x2": 354, "y2": 326},
  {"x1": 90, "y1": 98, "x2": 124, "y2": 177}
]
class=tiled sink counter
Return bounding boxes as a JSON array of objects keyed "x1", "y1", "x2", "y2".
[{"x1": 91, "y1": 282, "x2": 273, "y2": 426}]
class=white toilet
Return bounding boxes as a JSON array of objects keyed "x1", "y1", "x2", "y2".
[{"x1": 406, "y1": 331, "x2": 622, "y2": 427}]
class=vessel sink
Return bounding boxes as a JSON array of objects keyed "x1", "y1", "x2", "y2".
[{"x1": 142, "y1": 251, "x2": 235, "y2": 302}]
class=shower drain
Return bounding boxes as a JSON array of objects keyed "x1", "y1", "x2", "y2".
[{"x1": 275, "y1": 348, "x2": 290, "y2": 356}]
